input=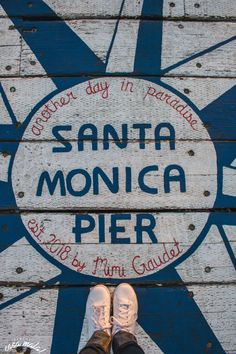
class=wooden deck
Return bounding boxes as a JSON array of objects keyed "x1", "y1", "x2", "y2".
[{"x1": 0, "y1": 1, "x2": 235, "y2": 353}]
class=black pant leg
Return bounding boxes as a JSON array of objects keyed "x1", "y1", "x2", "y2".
[
  {"x1": 112, "y1": 331, "x2": 145, "y2": 354},
  {"x1": 80, "y1": 347, "x2": 104, "y2": 354},
  {"x1": 79, "y1": 330, "x2": 111, "y2": 354}
]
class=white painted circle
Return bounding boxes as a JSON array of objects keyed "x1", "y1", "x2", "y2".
[{"x1": 12, "y1": 78, "x2": 217, "y2": 278}]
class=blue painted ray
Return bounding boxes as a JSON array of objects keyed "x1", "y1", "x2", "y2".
[
  {"x1": 0, "y1": 83, "x2": 17, "y2": 125},
  {"x1": 0, "y1": 83, "x2": 22, "y2": 140},
  {"x1": 50, "y1": 280, "x2": 89, "y2": 354},
  {"x1": 136, "y1": 281, "x2": 225, "y2": 354},
  {"x1": 162, "y1": 36, "x2": 236, "y2": 75},
  {"x1": 201, "y1": 85, "x2": 236, "y2": 141},
  {"x1": 0, "y1": 274, "x2": 61, "y2": 311},
  {"x1": 201, "y1": 85, "x2": 236, "y2": 210},
  {"x1": 134, "y1": 0, "x2": 164, "y2": 74},
  {"x1": 0, "y1": 0, "x2": 106, "y2": 91},
  {"x1": 0, "y1": 214, "x2": 24, "y2": 253},
  {"x1": 0, "y1": 1, "x2": 234, "y2": 353}
]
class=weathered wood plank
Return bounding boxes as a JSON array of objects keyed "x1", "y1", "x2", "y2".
[
  {"x1": 161, "y1": 77, "x2": 236, "y2": 110},
  {"x1": 9, "y1": 140, "x2": 221, "y2": 210},
  {"x1": 176, "y1": 224, "x2": 236, "y2": 283},
  {"x1": 0, "y1": 287, "x2": 58, "y2": 354},
  {"x1": 0, "y1": 0, "x2": 185, "y2": 19},
  {"x1": 21, "y1": 20, "x2": 236, "y2": 77},
  {"x1": 184, "y1": 0, "x2": 236, "y2": 20},
  {"x1": 0, "y1": 19, "x2": 236, "y2": 77},
  {"x1": 187, "y1": 284, "x2": 236, "y2": 354},
  {"x1": 0, "y1": 76, "x2": 235, "y2": 140},
  {"x1": 1, "y1": 0, "x2": 236, "y2": 19},
  {"x1": 0, "y1": 285, "x2": 235, "y2": 353},
  {"x1": 0, "y1": 213, "x2": 235, "y2": 282}
]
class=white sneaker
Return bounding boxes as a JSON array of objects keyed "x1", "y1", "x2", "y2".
[
  {"x1": 112, "y1": 283, "x2": 138, "y2": 336},
  {"x1": 86, "y1": 285, "x2": 111, "y2": 339}
]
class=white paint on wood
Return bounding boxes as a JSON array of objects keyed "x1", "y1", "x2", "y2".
[
  {"x1": 20, "y1": 37, "x2": 50, "y2": 77},
  {"x1": 1, "y1": 285, "x2": 235, "y2": 353},
  {"x1": 161, "y1": 77, "x2": 236, "y2": 109},
  {"x1": 0, "y1": 77, "x2": 234, "y2": 126},
  {"x1": 223, "y1": 165, "x2": 236, "y2": 197},
  {"x1": 185, "y1": 0, "x2": 236, "y2": 19},
  {"x1": 161, "y1": 21, "x2": 236, "y2": 76},
  {"x1": 0, "y1": 153, "x2": 10, "y2": 182},
  {"x1": 68, "y1": 20, "x2": 117, "y2": 63},
  {"x1": 1, "y1": 219, "x2": 235, "y2": 281},
  {"x1": 8, "y1": 19, "x2": 234, "y2": 76},
  {"x1": 0, "y1": 288, "x2": 58, "y2": 354},
  {"x1": 0, "y1": 93, "x2": 13, "y2": 124},
  {"x1": 0, "y1": 46, "x2": 20, "y2": 76},
  {"x1": 6, "y1": 213, "x2": 233, "y2": 280},
  {"x1": 176, "y1": 225, "x2": 236, "y2": 282},
  {"x1": 20, "y1": 76, "x2": 214, "y2": 141},
  {"x1": 14, "y1": 0, "x2": 236, "y2": 19},
  {"x1": 11, "y1": 78, "x2": 218, "y2": 213},
  {"x1": 45, "y1": 0, "x2": 185, "y2": 19},
  {"x1": 230, "y1": 159, "x2": 236, "y2": 168},
  {"x1": 20, "y1": 212, "x2": 206, "y2": 244},
  {"x1": 1, "y1": 0, "x2": 236, "y2": 19},
  {"x1": 223, "y1": 226, "x2": 236, "y2": 258},
  {"x1": 136, "y1": 323, "x2": 165, "y2": 354},
  {"x1": 106, "y1": 18, "x2": 141, "y2": 72},
  {"x1": 0, "y1": 78, "x2": 56, "y2": 123},
  {"x1": 12, "y1": 140, "x2": 218, "y2": 210},
  {"x1": 187, "y1": 284, "x2": 236, "y2": 354},
  {"x1": 0, "y1": 17, "x2": 20, "y2": 46},
  {"x1": 0, "y1": 238, "x2": 61, "y2": 283},
  {"x1": 167, "y1": 40, "x2": 236, "y2": 78}
]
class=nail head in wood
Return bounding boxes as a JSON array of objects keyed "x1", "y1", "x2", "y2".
[
  {"x1": 16, "y1": 267, "x2": 23, "y2": 274},
  {"x1": 1, "y1": 224, "x2": 8, "y2": 232},
  {"x1": 206, "y1": 342, "x2": 213, "y2": 349},
  {"x1": 188, "y1": 224, "x2": 195, "y2": 231},
  {"x1": 188, "y1": 150, "x2": 195, "y2": 156},
  {"x1": 205, "y1": 266, "x2": 211, "y2": 273}
]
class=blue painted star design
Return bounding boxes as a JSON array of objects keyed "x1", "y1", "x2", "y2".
[{"x1": 0, "y1": 1, "x2": 235, "y2": 353}]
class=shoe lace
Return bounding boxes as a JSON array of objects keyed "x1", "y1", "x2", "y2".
[
  {"x1": 92, "y1": 304, "x2": 111, "y2": 332},
  {"x1": 111, "y1": 302, "x2": 137, "y2": 334}
]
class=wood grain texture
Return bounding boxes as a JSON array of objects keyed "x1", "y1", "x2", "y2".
[
  {"x1": 0, "y1": 285, "x2": 235, "y2": 353},
  {"x1": 1, "y1": 0, "x2": 236, "y2": 19},
  {"x1": 0, "y1": 76, "x2": 235, "y2": 139},
  {"x1": 0, "y1": 1, "x2": 235, "y2": 352},
  {"x1": 10, "y1": 140, "x2": 220, "y2": 210},
  {"x1": 0, "y1": 19, "x2": 235, "y2": 77}
]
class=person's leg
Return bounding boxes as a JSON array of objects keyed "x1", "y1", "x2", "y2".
[
  {"x1": 79, "y1": 285, "x2": 112, "y2": 354},
  {"x1": 80, "y1": 330, "x2": 111, "y2": 354},
  {"x1": 111, "y1": 284, "x2": 145, "y2": 354},
  {"x1": 112, "y1": 331, "x2": 144, "y2": 354}
]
